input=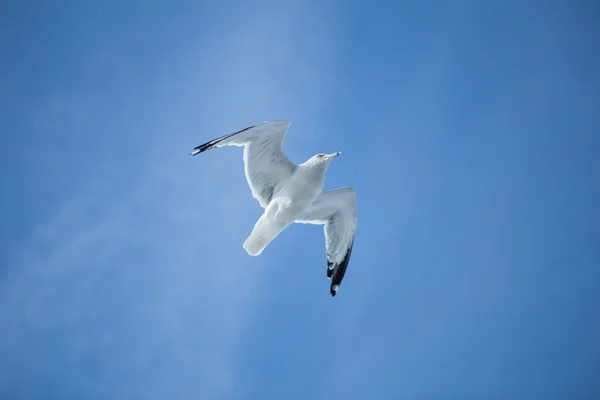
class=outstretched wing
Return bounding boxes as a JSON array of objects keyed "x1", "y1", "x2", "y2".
[
  {"x1": 295, "y1": 187, "x2": 357, "y2": 296},
  {"x1": 190, "y1": 120, "x2": 297, "y2": 208}
]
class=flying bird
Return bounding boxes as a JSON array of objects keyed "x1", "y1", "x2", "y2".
[{"x1": 190, "y1": 120, "x2": 357, "y2": 296}]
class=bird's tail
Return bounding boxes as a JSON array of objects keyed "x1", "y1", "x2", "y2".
[
  {"x1": 243, "y1": 202, "x2": 296, "y2": 256},
  {"x1": 243, "y1": 234, "x2": 269, "y2": 256}
]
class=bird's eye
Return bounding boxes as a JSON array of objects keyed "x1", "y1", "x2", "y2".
[{"x1": 317, "y1": 154, "x2": 324, "y2": 158}]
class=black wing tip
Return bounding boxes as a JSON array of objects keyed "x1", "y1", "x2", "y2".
[
  {"x1": 189, "y1": 125, "x2": 256, "y2": 157},
  {"x1": 190, "y1": 137, "x2": 224, "y2": 155},
  {"x1": 327, "y1": 261, "x2": 334, "y2": 278},
  {"x1": 189, "y1": 143, "x2": 213, "y2": 156},
  {"x1": 327, "y1": 240, "x2": 355, "y2": 297}
]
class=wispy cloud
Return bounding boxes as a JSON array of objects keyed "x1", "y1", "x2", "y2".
[{"x1": 0, "y1": 3, "x2": 343, "y2": 398}]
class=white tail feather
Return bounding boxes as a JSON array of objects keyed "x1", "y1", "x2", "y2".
[{"x1": 243, "y1": 235, "x2": 268, "y2": 256}]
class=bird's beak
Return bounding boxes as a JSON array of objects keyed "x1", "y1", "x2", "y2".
[{"x1": 330, "y1": 151, "x2": 341, "y2": 158}]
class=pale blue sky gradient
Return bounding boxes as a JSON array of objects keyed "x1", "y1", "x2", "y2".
[{"x1": 1, "y1": 1, "x2": 599, "y2": 399}]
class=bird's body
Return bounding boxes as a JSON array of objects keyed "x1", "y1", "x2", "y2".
[
  {"x1": 190, "y1": 120, "x2": 357, "y2": 296},
  {"x1": 243, "y1": 161, "x2": 327, "y2": 256}
]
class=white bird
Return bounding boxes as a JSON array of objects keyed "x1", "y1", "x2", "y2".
[{"x1": 190, "y1": 120, "x2": 357, "y2": 296}]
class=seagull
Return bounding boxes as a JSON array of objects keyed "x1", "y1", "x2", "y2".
[{"x1": 190, "y1": 120, "x2": 357, "y2": 296}]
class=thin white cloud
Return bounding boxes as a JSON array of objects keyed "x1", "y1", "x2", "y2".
[{"x1": 1, "y1": 3, "x2": 343, "y2": 398}]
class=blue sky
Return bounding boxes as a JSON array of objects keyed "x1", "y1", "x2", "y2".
[{"x1": 1, "y1": 1, "x2": 599, "y2": 398}]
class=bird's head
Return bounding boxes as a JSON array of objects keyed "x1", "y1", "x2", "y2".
[{"x1": 305, "y1": 151, "x2": 341, "y2": 167}]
